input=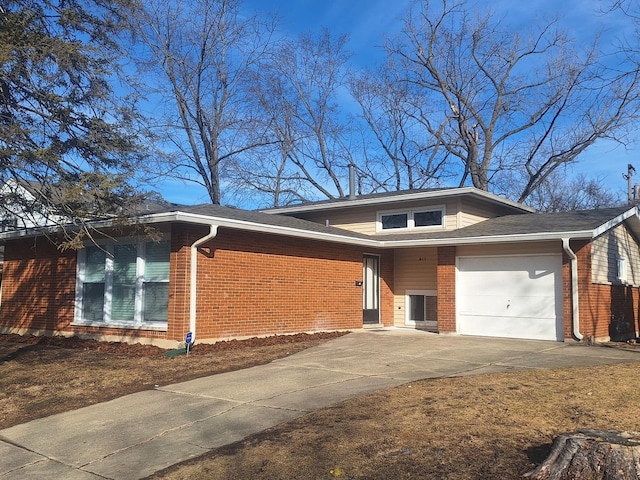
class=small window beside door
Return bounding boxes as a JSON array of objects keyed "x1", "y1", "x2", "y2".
[{"x1": 405, "y1": 290, "x2": 437, "y2": 327}]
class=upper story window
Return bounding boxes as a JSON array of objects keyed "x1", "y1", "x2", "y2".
[
  {"x1": 377, "y1": 207, "x2": 445, "y2": 232},
  {"x1": 380, "y1": 213, "x2": 408, "y2": 230}
]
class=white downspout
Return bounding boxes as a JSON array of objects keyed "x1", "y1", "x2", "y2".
[
  {"x1": 190, "y1": 225, "x2": 218, "y2": 342},
  {"x1": 562, "y1": 238, "x2": 583, "y2": 341}
]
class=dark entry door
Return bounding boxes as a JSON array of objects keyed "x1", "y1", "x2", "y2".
[{"x1": 363, "y1": 255, "x2": 380, "y2": 324}]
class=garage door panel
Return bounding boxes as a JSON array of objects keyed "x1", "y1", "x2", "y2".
[
  {"x1": 459, "y1": 294, "x2": 558, "y2": 319},
  {"x1": 459, "y1": 273, "x2": 556, "y2": 297},
  {"x1": 457, "y1": 255, "x2": 563, "y2": 341},
  {"x1": 457, "y1": 314, "x2": 558, "y2": 341}
]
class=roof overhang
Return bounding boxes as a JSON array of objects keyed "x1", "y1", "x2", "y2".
[
  {"x1": 0, "y1": 211, "x2": 381, "y2": 247},
  {"x1": 145, "y1": 211, "x2": 381, "y2": 247},
  {"x1": 263, "y1": 188, "x2": 535, "y2": 215},
  {"x1": 1, "y1": 207, "x2": 636, "y2": 250},
  {"x1": 381, "y1": 230, "x2": 595, "y2": 248},
  {"x1": 593, "y1": 206, "x2": 640, "y2": 238},
  {"x1": 0, "y1": 211, "x2": 594, "y2": 249}
]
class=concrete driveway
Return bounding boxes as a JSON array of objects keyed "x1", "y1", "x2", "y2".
[{"x1": 1, "y1": 329, "x2": 640, "y2": 479}]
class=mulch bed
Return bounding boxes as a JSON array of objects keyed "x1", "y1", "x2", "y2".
[{"x1": 0, "y1": 331, "x2": 348, "y2": 358}]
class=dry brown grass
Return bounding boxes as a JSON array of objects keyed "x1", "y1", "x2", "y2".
[{"x1": 149, "y1": 363, "x2": 640, "y2": 480}]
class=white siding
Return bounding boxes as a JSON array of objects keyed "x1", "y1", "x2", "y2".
[
  {"x1": 393, "y1": 248, "x2": 437, "y2": 326},
  {"x1": 290, "y1": 197, "x2": 529, "y2": 236},
  {"x1": 459, "y1": 198, "x2": 526, "y2": 227},
  {"x1": 458, "y1": 200, "x2": 497, "y2": 227},
  {"x1": 294, "y1": 209, "x2": 378, "y2": 235},
  {"x1": 592, "y1": 224, "x2": 640, "y2": 286}
]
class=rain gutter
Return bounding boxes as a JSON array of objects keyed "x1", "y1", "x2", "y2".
[
  {"x1": 190, "y1": 225, "x2": 218, "y2": 342},
  {"x1": 562, "y1": 238, "x2": 583, "y2": 341}
]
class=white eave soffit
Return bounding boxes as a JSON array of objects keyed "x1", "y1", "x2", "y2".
[{"x1": 592, "y1": 206, "x2": 640, "y2": 239}]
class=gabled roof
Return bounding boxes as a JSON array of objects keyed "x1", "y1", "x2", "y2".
[{"x1": 262, "y1": 187, "x2": 535, "y2": 215}]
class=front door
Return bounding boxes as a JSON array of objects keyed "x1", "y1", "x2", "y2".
[{"x1": 363, "y1": 255, "x2": 380, "y2": 324}]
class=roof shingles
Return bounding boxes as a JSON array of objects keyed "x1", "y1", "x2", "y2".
[{"x1": 373, "y1": 207, "x2": 634, "y2": 242}]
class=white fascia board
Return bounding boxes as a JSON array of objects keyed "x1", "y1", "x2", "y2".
[
  {"x1": 382, "y1": 230, "x2": 594, "y2": 248},
  {"x1": 0, "y1": 211, "x2": 377, "y2": 246},
  {"x1": 592, "y1": 206, "x2": 639, "y2": 238},
  {"x1": 263, "y1": 188, "x2": 534, "y2": 215},
  {"x1": 144, "y1": 212, "x2": 593, "y2": 247},
  {"x1": 142, "y1": 211, "x2": 380, "y2": 247},
  {"x1": 0, "y1": 210, "x2": 594, "y2": 249},
  {"x1": 0, "y1": 224, "x2": 60, "y2": 241}
]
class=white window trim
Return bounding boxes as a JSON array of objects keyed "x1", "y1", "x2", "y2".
[
  {"x1": 405, "y1": 289, "x2": 437, "y2": 326},
  {"x1": 376, "y1": 206, "x2": 445, "y2": 232},
  {"x1": 617, "y1": 255, "x2": 628, "y2": 283},
  {"x1": 74, "y1": 237, "x2": 170, "y2": 329}
]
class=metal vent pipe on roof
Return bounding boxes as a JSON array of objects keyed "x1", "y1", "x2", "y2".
[{"x1": 348, "y1": 164, "x2": 356, "y2": 200}]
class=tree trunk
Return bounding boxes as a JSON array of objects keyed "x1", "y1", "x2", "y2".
[{"x1": 524, "y1": 429, "x2": 640, "y2": 480}]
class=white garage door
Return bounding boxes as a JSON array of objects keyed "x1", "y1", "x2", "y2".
[{"x1": 457, "y1": 255, "x2": 563, "y2": 341}]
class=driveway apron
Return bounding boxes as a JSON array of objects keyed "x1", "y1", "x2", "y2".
[{"x1": 1, "y1": 329, "x2": 639, "y2": 479}]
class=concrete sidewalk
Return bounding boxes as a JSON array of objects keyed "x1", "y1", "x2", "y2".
[{"x1": 2, "y1": 329, "x2": 640, "y2": 479}]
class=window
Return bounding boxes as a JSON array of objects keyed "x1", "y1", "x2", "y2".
[
  {"x1": 408, "y1": 294, "x2": 425, "y2": 322},
  {"x1": 617, "y1": 256, "x2": 628, "y2": 283},
  {"x1": 82, "y1": 246, "x2": 106, "y2": 322},
  {"x1": 380, "y1": 213, "x2": 408, "y2": 230},
  {"x1": 76, "y1": 239, "x2": 170, "y2": 327},
  {"x1": 377, "y1": 207, "x2": 444, "y2": 232},
  {"x1": 414, "y1": 210, "x2": 443, "y2": 227},
  {"x1": 405, "y1": 290, "x2": 437, "y2": 327}
]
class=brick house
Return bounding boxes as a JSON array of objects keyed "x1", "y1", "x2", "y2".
[{"x1": 0, "y1": 187, "x2": 639, "y2": 346}]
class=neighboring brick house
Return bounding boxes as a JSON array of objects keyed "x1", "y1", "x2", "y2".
[{"x1": 1, "y1": 187, "x2": 639, "y2": 346}]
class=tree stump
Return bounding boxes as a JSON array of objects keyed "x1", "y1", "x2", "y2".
[{"x1": 524, "y1": 429, "x2": 640, "y2": 479}]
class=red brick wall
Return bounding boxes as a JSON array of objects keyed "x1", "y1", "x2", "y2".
[
  {"x1": 436, "y1": 246, "x2": 456, "y2": 333},
  {"x1": 178, "y1": 226, "x2": 379, "y2": 340},
  {"x1": 0, "y1": 237, "x2": 76, "y2": 333},
  {"x1": 0, "y1": 237, "x2": 170, "y2": 341},
  {"x1": 1, "y1": 225, "x2": 383, "y2": 344},
  {"x1": 166, "y1": 224, "x2": 206, "y2": 341}
]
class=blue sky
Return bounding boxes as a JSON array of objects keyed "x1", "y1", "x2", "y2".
[{"x1": 161, "y1": 0, "x2": 638, "y2": 205}]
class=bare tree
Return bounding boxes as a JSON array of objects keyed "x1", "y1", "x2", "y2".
[
  {"x1": 350, "y1": 63, "x2": 454, "y2": 192},
  {"x1": 247, "y1": 28, "x2": 354, "y2": 203},
  {"x1": 386, "y1": 0, "x2": 640, "y2": 203},
  {"x1": 127, "y1": 0, "x2": 277, "y2": 205},
  {"x1": 511, "y1": 171, "x2": 622, "y2": 212}
]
